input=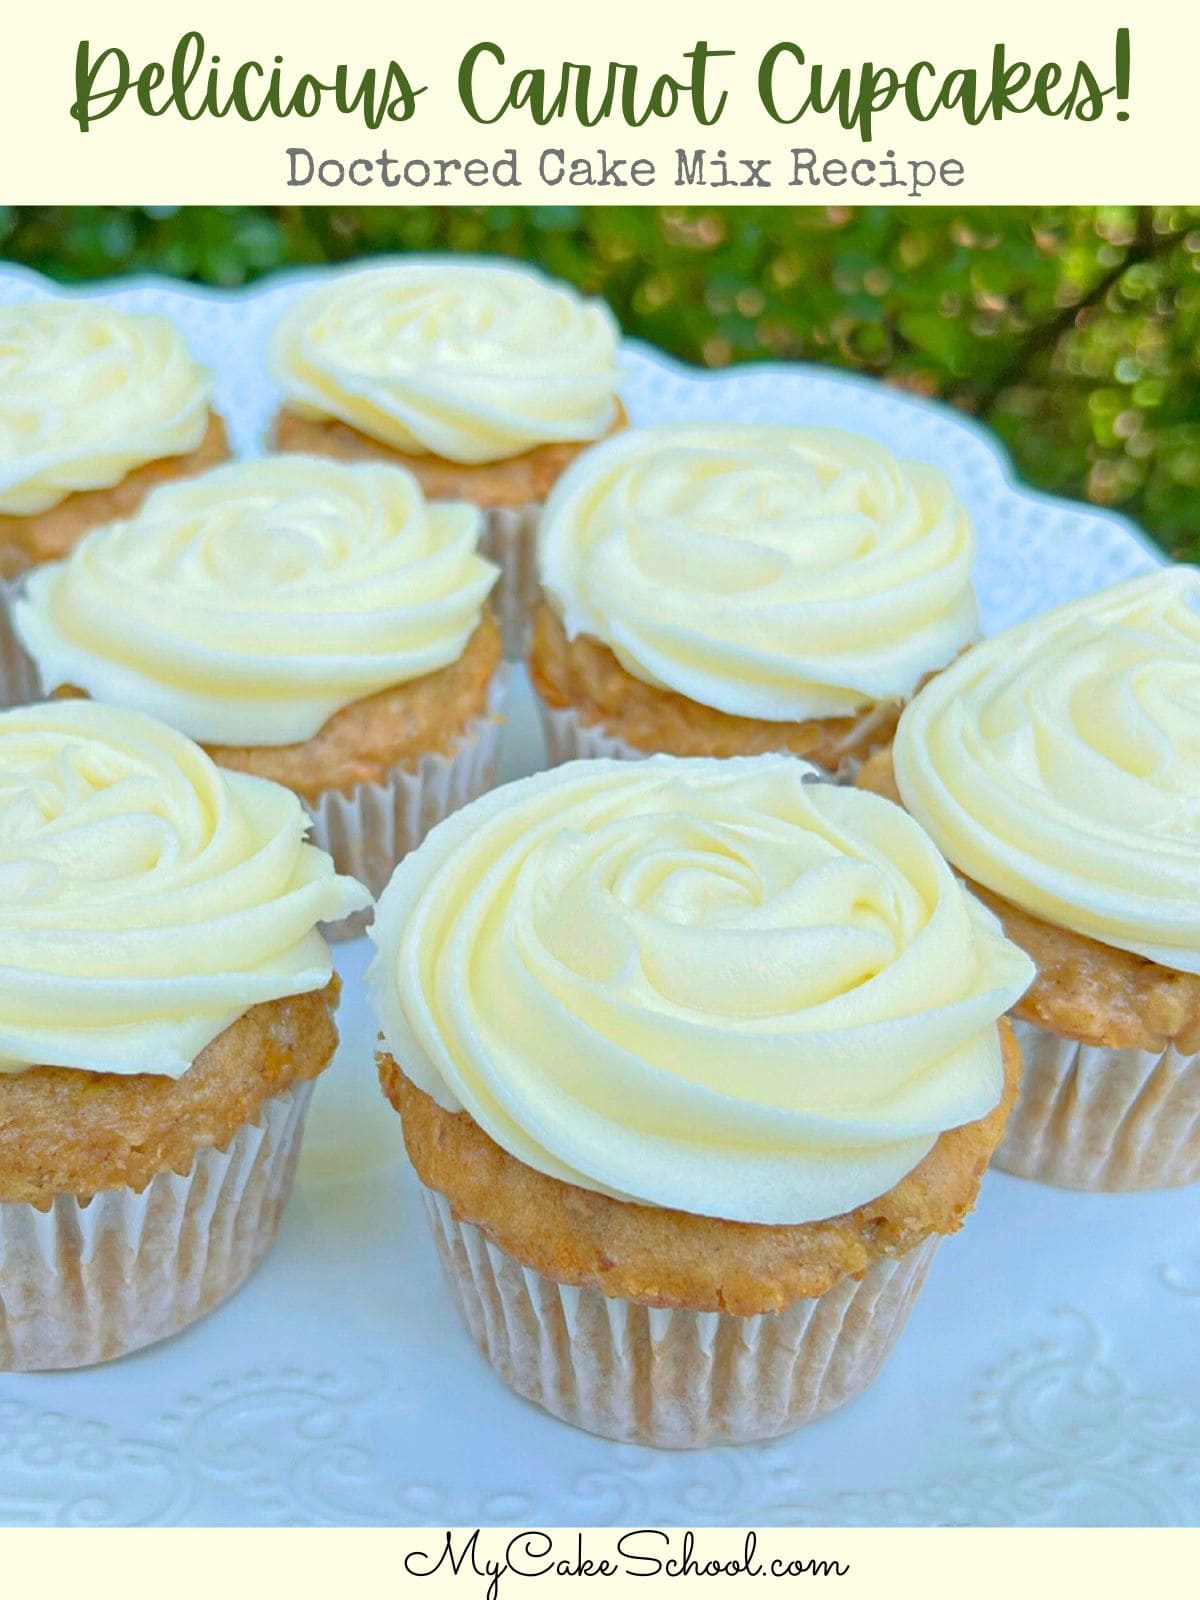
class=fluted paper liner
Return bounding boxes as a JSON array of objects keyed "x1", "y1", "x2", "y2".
[
  {"x1": 0, "y1": 1080, "x2": 315, "y2": 1373},
  {"x1": 994, "y1": 1017, "x2": 1200, "y2": 1191},
  {"x1": 478, "y1": 504, "x2": 543, "y2": 660},
  {"x1": 535, "y1": 695, "x2": 890, "y2": 785},
  {"x1": 297, "y1": 667, "x2": 509, "y2": 941},
  {"x1": 0, "y1": 575, "x2": 43, "y2": 710},
  {"x1": 537, "y1": 697, "x2": 647, "y2": 768},
  {"x1": 421, "y1": 1186, "x2": 940, "y2": 1448}
]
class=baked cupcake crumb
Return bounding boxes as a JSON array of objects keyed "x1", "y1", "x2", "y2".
[
  {"x1": 0, "y1": 978, "x2": 340, "y2": 1209},
  {"x1": 209, "y1": 612, "x2": 503, "y2": 799},
  {"x1": 379, "y1": 1022, "x2": 1019, "y2": 1317},
  {"x1": 0, "y1": 413, "x2": 228, "y2": 580},
  {"x1": 275, "y1": 405, "x2": 627, "y2": 511},
  {"x1": 530, "y1": 601, "x2": 900, "y2": 767},
  {"x1": 858, "y1": 747, "x2": 1200, "y2": 1054}
]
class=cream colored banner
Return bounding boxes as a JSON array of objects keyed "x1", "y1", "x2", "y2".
[
  {"x1": 0, "y1": 0, "x2": 1192, "y2": 203},
  {"x1": 0, "y1": 1526, "x2": 1197, "y2": 1595}
]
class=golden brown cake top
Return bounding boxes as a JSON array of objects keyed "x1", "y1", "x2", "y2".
[
  {"x1": 0, "y1": 301, "x2": 214, "y2": 519},
  {"x1": 273, "y1": 402, "x2": 628, "y2": 510},
  {"x1": 0, "y1": 412, "x2": 228, "y2": 579},
  {"x1": 529, "y1": 600, "x2": 901, "y2": 768},
  {"x1": 16, "y1": 454, "x2": 498, "y2": 748},
  {"x1": 269, "y1": 259, "x2": 622, "y2": 464},
  {"x1": 208, "y1": 611, "x2": 503, "y2": 799},
  {"x1": 859, "y1": 745, "x2": 1200, "y2": 1053},
  {"x1": 537, "y1": 423, "x2": 979, "y2": 720},
  {"x1": 381, "y1": 1024, "x2": 1020, "y2": 1315},
  {"x1": 0, "y1": 701, "x2": 367, "y2": 1081},
  {"x1": 369, "y1": 755, "x2": 1033, "y2": 1231},
  {"x1": 893, "y1": 571, "x2": 1200, "y2": 976},
  {"x1": 0, "y1": 980, "x2": 340, "y2": 1208}
]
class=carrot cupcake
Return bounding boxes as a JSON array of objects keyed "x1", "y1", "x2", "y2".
[
  {"x1": 368, "y1": 756, "x2": 1033, "y2": 1446},
  {"x1": 14, "y1": 454, "x2": 504, "y2": 935},
  {"x1": 268, "y1": 257, "x2": 625, "y2": 655},
  {"x1": 859, "y1": 569, "x2": 1200, "y2": 1191},
  {"x1": 532, "y1": 425, "x2": 979, "y2": 777},
  {"x1": 0, "y1": 300, "x2": 227, "y2": 704},
  {"x1": 0, "y1": 699, "x2": 369, "y2": 1371}
]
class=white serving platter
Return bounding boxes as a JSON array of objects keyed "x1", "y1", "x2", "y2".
[{"x1": 0, "y1": 262, "x2": 1195, "y2": 1529}]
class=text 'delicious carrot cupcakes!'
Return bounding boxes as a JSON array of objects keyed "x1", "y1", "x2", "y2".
[
  {"x1": 269, "y1": 258, "x2": 625, "y2": 655},
  {"x1": 0, "y1": 700, "x2": 369, "y2": 1371},
  {"x1": 14, "y1": 455, "x2": 505, "y2": 936},
  {"x1": 368, "y1": 756, "x2": 1033, "y2": 1447},
  {"x1": 0, "y1": 301, "x2": 228, "y2": 705},
  {"x1": 532, "y1": 425, "x2": 979, "y2": 777},
  {"x1": 863, "y1": 569, "x2": 1200, "y2": 1191}
]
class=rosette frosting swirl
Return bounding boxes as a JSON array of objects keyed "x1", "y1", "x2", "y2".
[
  {"x1": 0, "y1": 701, "x2": 370, "y2": 1076},
  {"x1": 0, "y1": 302, "x2": 212, "y2": 516},
  {"x1": 895, "y1": 569, "x2": 1200, "y2": 973},
  {"x1": 369, "y1": 756, "x2": 1032, "y2": 1224},
  {"x1": 538, "y1": 425, "x2": 979, "y2": 722},
  {"x1": 16, "y1": 455, "x2": 498, "y2": 746},
  {"x1": 269, "y1": 259, "x2": 621, "y2": 463}
]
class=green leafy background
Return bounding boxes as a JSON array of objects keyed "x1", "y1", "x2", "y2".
[{"x1": 3, "y1": 205, "x2": 1197, "y2": 559}]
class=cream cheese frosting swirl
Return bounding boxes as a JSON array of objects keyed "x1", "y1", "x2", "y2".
[
  {"x1": 0, "y1": 302, "x2": 212, "y2": 516},
  {"x1": 0, "y1": 701, "x2": 369, "y2": 1077},
  {"x1": 894, "y1": 568, "x2": 1200, "y2": 974},
  {"x1": 538, "y1": 425, "x2": 979, "y2": 722},
  {"x1": 15, "y1": 455, "x2": 499, "y2": 746},
  {"x1": 269, "y1": 259, "x2": 622, "y2": 464},
  {"x1": 369, "y1": 756, "x2": 1033, "y2": 1224}
]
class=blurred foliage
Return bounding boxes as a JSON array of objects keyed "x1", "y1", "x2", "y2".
[{"x1": 1, "y1": 205, "x2": 1197, "y2": 558}]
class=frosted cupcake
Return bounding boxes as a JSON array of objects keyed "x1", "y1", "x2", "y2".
[
  {"x1": 0, "y1": 301, "x2": 227, "y2": 704},
  {"x1": 269, "y1": 258, "x2": 625, "y2": 655},
  {"x1": 369, "y1": 756, "x2": 1033, "y2": 1446},
  {"x1": 0, "y1": 700, "x2": 369, "y2": 1371},
  {"x1": 859, "y1": 569, "x2": 1200, "y2": 1190},
  {"x1": 14, "y1": 455, "x2": 504, "y2": 935},
  {"x1": 532, "y1": 425, "x2": 979, "y2": 776}
]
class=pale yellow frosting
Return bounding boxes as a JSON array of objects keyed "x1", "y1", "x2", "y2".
[
  {"x1": 16, "y1": 455, "x2": 498, "y2": 746},
  {"x1": 0, "y1": 302, "x2": 213, "y2": 516},
  {"x1": 538, "y1": 424, "x2": 979, "y2": 723},
  {"x1": 368, "y1": 756, "x2": 1032, "y2": 1225},
  {"x1": 269, "y1": 259, "x2": 622, "y2": 464},
  {"x1": 895, "y1": 569, "x2": 1200, "y2": 973},
  {"x1": 0, "y1": 701, "x2": 370, "y2": 1077}
]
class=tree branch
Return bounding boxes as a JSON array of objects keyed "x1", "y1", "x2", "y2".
[{"x1": 973, "y1": 207, "x2": 1186, "y2": 413}]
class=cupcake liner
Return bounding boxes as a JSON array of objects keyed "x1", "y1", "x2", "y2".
[
  {"x1": 421, "y1": 1186, "x2": 940, "y2": 1448},
  {"x1": 993, "y1": 1017, "x2": 1200, "y2": 1191},
  {"x1": 535, "y1": 695, "x2": 889, "y2": 785},
  {"x1": 0, "y1": 1080, "x2": 315, "y2": 1373},
  {"x1": 478, "y1": 504, "x2": 543, "y2": 661},
  {"x1": 0, "y1": 574, "x2": 43, "y2": 710},
  {"x1": 304, "y1": 667, "x2": 510, "y2": 940},
  {"x1": 537, "y1": 696, "x2": 647, "y2": 768}
]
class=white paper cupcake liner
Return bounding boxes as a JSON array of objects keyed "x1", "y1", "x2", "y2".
[
  {"x1": 993, "y1": 1017, "x2": 1200, "y2": 1191},
  {"x1": 303, "y1": 667, "x2": 509, "y2": 940},
  {"x1": 421, "y1": 1186, "x2": 940, "y2": 1448},
  {"x1": 0, "y1": 1079, "x2": 315, "y2": 1373},
  {"x1": 537, "y1": 697, "x2": 647, "y2": 768},
  {"x1": 535, "y1": 695, "x2": 891, "y2": 785},
  {"x1": 478, "y1": 504, "x2": 543, "y2": 661},
  {"x1": 0, "y1": 574, "x2": 43, "y2": 710}
]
